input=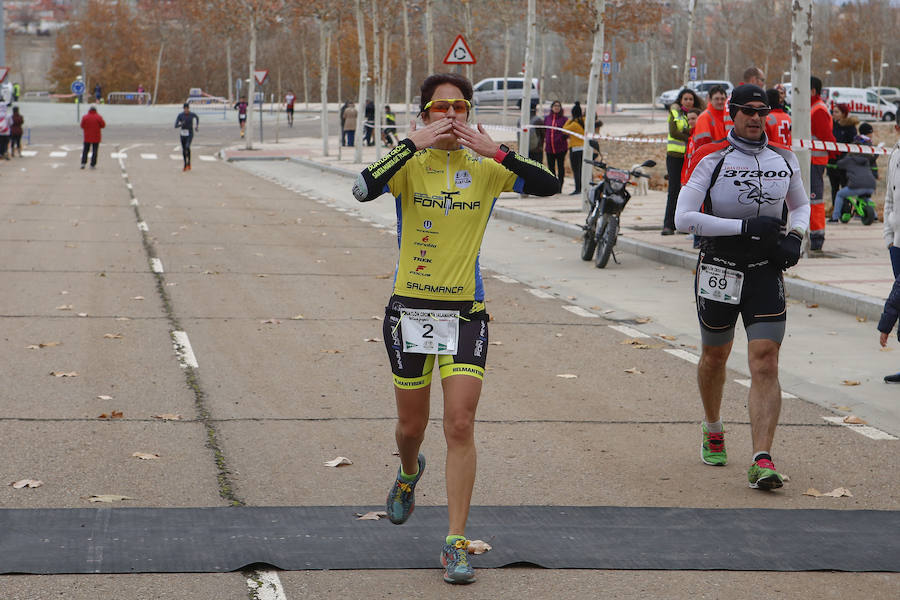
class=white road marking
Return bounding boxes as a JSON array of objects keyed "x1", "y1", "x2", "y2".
[
  {"x1": 130, "y1": 198, "x2": 139, "y2": 206},
  {"x1": 733, "y1": 378, "x2": 797, "y2": 399},
  {"x1": 126, "y1": 183, "x2": 133, "y2": 189},
  {"x1": 492, "y1": 274, "x2": 518, "y2": 284},
  {"x1": 199, "y1": 155, "x2": 216, "y2": 161},
  {"x1": 110, "y1": 152, "x2": 127, "y2": 158},
  {"x1": 370, "y1": 223, "x2": 385, "y2": 229},
  {"x1": 664, "y1": 348, "x2": 700, "y2": 364},
  {"x1": 821, "y1": 416, "x2": 898, "y2": 440},
  {"x1": 21, "y1": 150, "x2": 37, "y2": 157},
  {"x1": 170, "y1": 154, "x2": 181, "y2": 160},
  {"x1": 137, "y1": 221, "x2": 149, "y2": 232},
  {"x1": 172, "y1": 331, "x2": 199, "y2": 369},
  {"x1": 121, "y1": 173, "x2": 128, "y2": 178},
  {"x1": 246, "y1": 570, "x2": 287, "y2": 600},
  {"x1": 49, "y1": 151, "x2": 67, "y2": 157},
  {"x1": 608, "y1": 325, "x2": 649, "y2": 338},
  {"x1": 150, "y1": 258, "x2": 164, "y2": 273},
  {"x1": 527, "y1": 288, "x2": 555, "y2": 299},
  {"x1": 141, "y1": 153, "x2": 158, "y2": 160},
  {"x1": 563, "y1": 305, "x2": 597, "y2": 318}
]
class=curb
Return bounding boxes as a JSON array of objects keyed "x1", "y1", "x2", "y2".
[{"x1": 266, "y1": 155, "x2": 887, "y2": 321}]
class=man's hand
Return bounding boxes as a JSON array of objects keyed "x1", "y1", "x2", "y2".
[
  {"x1": 407, "y1": 117, "x2": 455, "y2": 150},
  {"x1": 880, "y1": 331, "x2": 889, "y2": 347},
  {"x1": 772, "y1": 230, "x2": 803, "y2": 269},
  {"x1": 741, "y1": 215, "x2": 784, "y2": 242}
]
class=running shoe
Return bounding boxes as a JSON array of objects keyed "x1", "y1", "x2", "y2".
[
  {"x1": 747, "y1": 458, "x2": 784, "y2": 490},
  {"x1": 441, "y1": 538, "x2": 475, "y2": 584},
  {"x1": 386, "y1": 453, "x2": 425, "y2": 525},
  {"x1": 701, "y1": 422, "x2": 727, "y2": 466}
]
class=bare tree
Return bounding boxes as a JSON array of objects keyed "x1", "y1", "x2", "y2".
[
  {"x1": 402, "y1": 0, "x2": 413, "y2": 121},
  {"x1": 582, "y1": 0, "x2": 605, "y2": 199},
  {"x1": 354, "y1": 0, "x2": 368, "y2": 163},
  {"x1": 518, "y1": 0, "x2": 537, "y2": 159}
]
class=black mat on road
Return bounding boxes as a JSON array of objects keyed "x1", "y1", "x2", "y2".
[{"x1": 1, "y1": 505, "x2": 897, "y2": 574}]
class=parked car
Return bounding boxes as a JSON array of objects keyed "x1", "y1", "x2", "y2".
[
  {"x1": 823, "y1": 86, "x2": 897, "y2": 122},
  {"x1": 472, "y1": 77, "x2": 539, "y2": 108},
  {"x1": 656, "y1": 79, "x2": 734, "y2": 108},
  {"x1": 866, "y1": 86, "x2": 900, "y2": 106}
]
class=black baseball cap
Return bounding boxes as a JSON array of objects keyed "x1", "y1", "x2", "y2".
[{"x1": 729, "y1": 84, "x2": 768, "y2": 118}]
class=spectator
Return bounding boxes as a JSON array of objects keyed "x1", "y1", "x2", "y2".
[
  {"x1": 832, "y1": 134, "x2": 876, "y2": 222},
  {"x1": 137, "y1": 83, "x2": 146, "y2": 104},
  {"x1": 680, "y1": 107, "x2": 702, "y2": 186},
  {"x1": 527, "y1": 104, "x2": 545, "y2": 165},
  {"x1": 883, "y1": 113, "x2": 900, "y2": 276},
  {"x1": 363, "y1": 99, "x2": 375, "y2": 146},
  {"x1": 94, "y1": 83, "x2": 102, "y2": 103},
  {"x1": 742, "y1": 67, "x2": 766, "y2": 88},
  {"x1": 663, "y1": 88, "x2": 703, "y2": 235},
  {"x1": 340, "y1": 101, "x2": 349, "y2": 136},
  {"x1": 563, "y1": 101, "x2": 587, "y2": 195},
  {"x1": 383, "y1": 105, "x2": 396, "y2": 148},
  {"x1": 859, "y1": 122, "x2": 878, "y2": 180},
  {"x1": 774, "y1": 83, "x2": 790, "y2": 115},
  {"x1": 12, "y1": 82, "x2": 21, "y2": 102},
  {"x1": 827, "y1": 103, "x2": 858, "y2": 219},
  {"x1": 682, "y1": 85, "x2": 731, "y2": 182},
  {"x1": 79, "y1": 105, "x2": 105, "y2": 169},
  {"x1": 10, "y1": 106, "x2": 24, "y2": 157},
  {"x1": 543, "y1": 100, "x2": 568, "y2": 191},
  {"x1": 877, "y1": 271, "x2": 900, "y2": 382},
  {"x1": 809, "y1": 76, "x2": 836, "y2": 251},
  {"x1": 343, "y1": 102, "x2": 357, "y2": 147},
  {"x1": 0, "y1": 104, "x2": 9, "y2": 159},
  {"x1": 764, "y1": 88, "x2": 791, "y2": 150}
]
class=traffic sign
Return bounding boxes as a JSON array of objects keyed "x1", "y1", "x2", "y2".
[
  {"x1": 602, "y1": 51, "x2": 611, "y2": 63},
  {"x1": 690, "y1": 55, "x2": 697, "y2": 67},
  {"x1": 443, "y1": 35, "x2": 476, "y2": 65},
  {"x1": 0, "y1": 67, "x2": 8, "y2": 83},
  {"x1": 689, "y1": 66, "x2": 698, "y2": 81},
  {"x1": 71, "y1": 80, "x2": 85, "y2": 95},
  {"x1": 254, "y1": 70, "x2": 269, "y2": 85},
  {"x1": 602, "y1": 62, "x2": 611, "y2": 75}
]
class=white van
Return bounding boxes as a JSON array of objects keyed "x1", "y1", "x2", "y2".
[
  {"x1": 822, "y1": 86, "x2": 897, "y2": 122},
  {"x1": 472, "y1": 77, "x2": 539, "y2": 108}
]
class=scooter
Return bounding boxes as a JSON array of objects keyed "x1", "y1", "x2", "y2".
[
  {"x1": 839, "y1": 193, "x2": 877, "y2": 226},
  {"x1": 580, "y1": 158, "x2": 656, "y2": 268}
]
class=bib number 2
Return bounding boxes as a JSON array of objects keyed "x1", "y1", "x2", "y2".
[
  {"x1": 400, "y1": 309, "x2": 460, "y2": 355},
  {"x1": 698, "y1": 264, "x2": 744, "y2": 305}
]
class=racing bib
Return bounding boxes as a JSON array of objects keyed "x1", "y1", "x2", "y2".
[
  {"x1": 698, "y1": 263, "x2": 744, "y2": 305},
  {"x1": 400, "y1": 309, "x2": 460, "y2": 355},
  {"x1": 180, "y1": 129, "x2": 191, "y2": 137}
]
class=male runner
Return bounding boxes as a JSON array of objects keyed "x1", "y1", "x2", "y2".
[
  {"x1": 675, "y1": 85, "x2": 810, "y2": 490},
  {"x1": 285, "y1": 90, "x2": 295, "y2": 127},
  {"x1": 234, "y1": 96, "x2": 248, "y2": 137},
  {"x1": 174, "y1": 103, "x2": 199, "y2": 171}
]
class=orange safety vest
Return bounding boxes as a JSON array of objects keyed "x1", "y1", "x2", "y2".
[
  {"x1": 810, "y1": 99, "x2": 832, "y2": 165},
  {"x1": 765, "y1": 109, "x2": 792, "y2": 150}
]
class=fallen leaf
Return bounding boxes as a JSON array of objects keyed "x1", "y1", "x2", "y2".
[
  {"x1": 806, "y1": 303, "x2": 819, "y2": 308},
  {"x1": 321, "y1": 349, "x2": 342, "y2": 354},
  {"x1": 624, "y1": 367, "x2": 643, "y2": 374},
  {"x1": 467, "y1": 540, "x2": 492, "y2": 554},
  {"x1": 55, "y1": 304, "x2": 73, "y2": 311},
  {"x1": 556, "y1": 373, "x2": 578, "y2": 379},
  {"x1": 841, "y1": 380, "x2": 861, "y2": 386},
  {"x1": 50, "y1": 371, "x2": 78, "y2": 377},
  {"x1": 152, "y1": 413, "x2": 182, "y2": 421},
  {"x1": 835, "y1": 405, "x2": 852, "y2": 411},
  {"x1": 621, "y1": 339, "x2": 649, "y2": 349},
  {"x1": 488, "y1": 341, "x2": 503, "y2": 346},
  {"x1": 634, "y1": 317, "x2": 652, "y2": 324},
  {"x1": 260, "y1": 319, "x2": 281, "y2": 324},
  {"x1": 843, "y1": 415, "x2": 867, "y2": 425},
  {"x1": 658, "y1": 334, "x2": 677, "y2": 341},
  {"x1": 803, "y1": 488, "x2": 823, "y2": 497},
  {"x1": 856, "y1": 316, "x2": 867, "y2": 323},
  {"x1": 256, "y1": 274, "x2": 268, "y2": 278},
  {"x1": 590, "y1": 305, "x2": 602, "y2": 310},
  {"x1": 88, "y1": 494, "x2": 133, "y2": 503},
  {"x1": 291, "y1": 314, "x2": 305, "y2": 320},
  {"x1": 116, "y1": 317, "x2": 131, "y2": 321},
  {"x1": 324, "y1": 456, "x2": 352, "y2": 467},
  {"x1": 555, "y1": 333, "x2": 563, "y2": 337},
  {"x1": 567, "y1": 296, "x2": 576, "y2": 300},
  {"x1": 11, "y1": 479, "x2": 43, "y2": 489},
  {"x1": 77, "y1": 313, "x2": 88, "y2": 317},
  {"x1": 356, "y1": 511, "x2": 388, "y2": 520},
  {"x1": 375, "y1": 274, "x2": 391, "y2": 279},
  {"x1": 879, "y1": 347, "x2": 893, "y2": 352},
  {"x1": 25, "y1": 345, "x2": 40, "y2": 350},
  {"x1": 97, "y1": 395, "x2": 113, "y2": 400},
  {"x1": 602, "y1": 309, "x2": 615, "y2": 314},
  {"x1": 821, "y1": 487, "x2": 853, "y2": 498},
  {"x1": 132, "y1": 452, "x2": 160, "y2": 460},
  {"x1": 132, "y1": 296, "x2": 145, "y2": 300},
  {"x1": 98, "y1": 411, "x2": 124, "y2": 419},
  {"x1": 103, "y1": 333, "x2": 123, "y2": 339},
  {"x1": 364, "y1": 338, "x2": 383, "y2": 343}
]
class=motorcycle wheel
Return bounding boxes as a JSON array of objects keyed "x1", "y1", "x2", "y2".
[
  {"x1": 580, "y1": 216, "x2": 598, "y2": 261},
  {"x1": 595, "y1": 216, "x2": 617, "y2": 268},
  {"x1": 862, "y1": 204, "x2": 876, "y2": 226}
]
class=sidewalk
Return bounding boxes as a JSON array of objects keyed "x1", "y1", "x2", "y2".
[{"x1": 221, "y1": 135, "x2": 893, "y2": 320}]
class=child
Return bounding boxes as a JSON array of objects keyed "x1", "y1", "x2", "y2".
[
  {"x1": 878, "y1": 272, "x2": 900, "y2": 382},
  {"x1": 832, "y1": 132, "x2": 876, "y2": 222}
]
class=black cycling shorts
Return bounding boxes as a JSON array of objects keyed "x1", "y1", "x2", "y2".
[
  {"x1": 694, "y1": 252, "x2": 786, "y2": 346},
  {"x1": 382, "y1": 295, "x2": 489, "y2": 389}
]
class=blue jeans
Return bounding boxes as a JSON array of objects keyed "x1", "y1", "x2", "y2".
[
  {"x1": 832, "y1": 186, "x2": 874, "y2": 221},
  {"x1": 889, "y1": 245, "x2": 900, "y2": 279},
  {"x1": 343, "y1": 130, "x2": 355, "y2": 147}
]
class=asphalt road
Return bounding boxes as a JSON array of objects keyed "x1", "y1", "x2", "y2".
[{"x1": 1, "y1": 111, "x2": 897, "y2": 599}]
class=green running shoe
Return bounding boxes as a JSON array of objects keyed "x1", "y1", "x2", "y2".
[
  {"x1": 701, "y1": 422, "x2": 727, "y2": 466},
  {"x1": 748, "y1": 458, "x2": 784, "y2": 490},
  {"x1": 441, "y1": 538, "x2": 475, "y2": 584},
  {"x1": 386, "y1": 453, "x2": 425, "y2": 524}
]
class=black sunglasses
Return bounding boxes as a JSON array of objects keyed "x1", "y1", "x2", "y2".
[{"x1": 733, "y1": 103, "x2": 771, "y2": 117}]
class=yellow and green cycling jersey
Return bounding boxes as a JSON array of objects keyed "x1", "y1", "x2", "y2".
[{"x1": 355, "y1": 138, "x2": 557, "y2": 302}]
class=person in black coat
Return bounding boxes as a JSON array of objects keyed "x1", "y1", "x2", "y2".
[{"x1": 878, "y1": 273, "x2": 900, "y2": 382}]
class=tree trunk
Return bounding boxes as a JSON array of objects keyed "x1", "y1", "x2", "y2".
[
  {"x1": 373, "y1": 1, "x2": 382, "y2": 160},
  {"x1": 226, "y1": 38, "x2": 233, "y2": 103},
  {"x1": 501, "y1": 28, "x2": 510, "y2": 126},
  {"x1": 649, "y1": 38, "x2": 657, "y2": 114},
  {"x1": 246, "y1": 13, "x2": 256, "y2": 150},
  {"x1": 425, "y1": 0, "x2": 434, "y2": 73},
  {"x1": 791, "y1": 0, "x2": 812, "y2": 244},
  {"x1": 682, "y1": 0, "x2": 696, "y2": 87},
  {"x1": 301, "y1": 42, "x2": 309, "y2": 110},
  {"x1": 582, "y1": 0, "x2": 605, "y2": 199},
  {"x1": 354, "y1": 0, "x2": 368, "y2": 164},
  {"x1": 153, "y1": 42, "x2": 164, "y2": 106},
  {"x1": 518, "y1": 0, "x2": 536, "y2": 159},
  {"x1": 464, "y1": 1, "x2": 473, "y2": 83},
  {"x1": 402, "y1": 0, "x2": 412, "y2": 123},
  {"x1": 538, "y1": 27, "x2": 546, "y2": 109},
  {"x1": 878, "y1": 46, "x2": 885, "y2": 88},
  {"x1": 320, "y1": 17, "x2": 330, "y2": 157}
]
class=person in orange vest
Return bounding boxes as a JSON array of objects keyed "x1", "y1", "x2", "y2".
[
  {"x1": 680, "y1": 108, "x2": 702, "y2": 186},
  {"x1": 764, "y1": 88, "x2": 791, "y2": 150},
  {"x1": 809, "y1": 76, "x2": 836, "y2": 251},
  {"x1": 682, "y1": 85, "x2": 733, "y2": 182}
]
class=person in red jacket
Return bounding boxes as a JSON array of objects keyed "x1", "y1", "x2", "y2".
[
  {"x1": 809, "y1": 76, "x2": 836, "y2": 251},
  {"x1": 764, "y1": 88, "x2": 791, "y2": 150},
  {"x1": 682, "y1": 85, "x2": 732, "y2": 183},
  {"x1": 80, "y1": 105, "x2": 106, "y2": 169}
]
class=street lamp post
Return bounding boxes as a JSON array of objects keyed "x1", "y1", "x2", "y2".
[{"x1": 72, "y1": 44, "x2": 86, "y2": 120}]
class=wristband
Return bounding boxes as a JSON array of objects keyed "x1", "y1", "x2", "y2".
[{"x1": 494, "y1": 144, "x2": 510, "y2": 164}]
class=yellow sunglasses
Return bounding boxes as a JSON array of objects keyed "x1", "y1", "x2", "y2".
[{"x1": 423, "y1": 98, "x2": 471, "y2": 113}]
